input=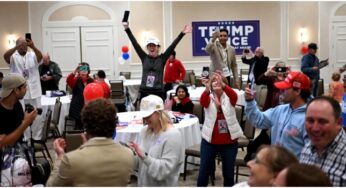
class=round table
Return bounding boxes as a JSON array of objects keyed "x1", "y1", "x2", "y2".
[{"x1": 113, "y1": 111, "x2": 201, "y2": 173}]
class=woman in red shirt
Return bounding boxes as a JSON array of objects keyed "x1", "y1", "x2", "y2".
[{"x1": 197, "y1": 72, "x2": 243, "y2": 186}]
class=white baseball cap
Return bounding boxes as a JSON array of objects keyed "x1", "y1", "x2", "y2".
[
  {"x1": 140, "y1": 95, "x2": 164, "y2": 118},
  {"x1": 146, "y1": 37, "x2": 160, "y2": 46}
]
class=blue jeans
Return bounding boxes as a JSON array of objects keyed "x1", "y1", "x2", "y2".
[{"x1": 197, "y1": 139, "x2": 238, "y2": 186}]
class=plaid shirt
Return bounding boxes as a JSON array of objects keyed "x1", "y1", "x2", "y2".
[{"x1": 300, "y1": 130, "x2": 346, "y2": 186}]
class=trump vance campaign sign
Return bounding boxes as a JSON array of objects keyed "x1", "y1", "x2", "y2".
[{"x1": 192, "y1": 20, "x2": 260, "y2": 56}]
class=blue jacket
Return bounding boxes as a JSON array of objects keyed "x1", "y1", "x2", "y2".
[
  {"x1": 301, "y1": 54, "x2": 320, "y2": 79},
  {"x1": 245, "y1": 100, "x2": 309, "y2": 158}
]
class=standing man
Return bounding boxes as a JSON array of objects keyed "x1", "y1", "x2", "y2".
[
  {"x1": 163, "y1": 51, "x2": 186, "y2": 96},
  {"x1": 300, "y1": 96, "x2": 346, "y2": 186},
  {"x1": 39, "y1": 53, "x2": 62, "y2": 94},
  {"x1": 241, "y1": 47, "x2": 269, "y2": 85},
  {"x1": 3, "y1": 37, "x2": 43, "y2": 140},
  {"x1": 245, "y1": 72, "x2": 311, "y2": 157},
  {"x1": 206, "y1": 29, "x2": 239, "y2": 88},
  {"x1": 301, "y1": 43, "x2": 320, "y2": 97}
]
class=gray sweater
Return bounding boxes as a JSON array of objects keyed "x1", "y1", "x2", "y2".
[{"x1": 135, "y1": 126, "x2": 184, "y2": 186}]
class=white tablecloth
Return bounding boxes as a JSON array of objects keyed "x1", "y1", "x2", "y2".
[
  {"x1": 113, "y1": 111, "x2": 201, "y2": 172},
  {"x1": 123, "y1": 79, "x2": 141, "y2": 103},
  {"x1": 167, "y1": 86, "x2": 246, "y2": 106}
]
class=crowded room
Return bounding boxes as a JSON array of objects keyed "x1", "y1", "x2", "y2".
[{"x1": 0, "y1": 1, "x2": 346, "y2": 187}]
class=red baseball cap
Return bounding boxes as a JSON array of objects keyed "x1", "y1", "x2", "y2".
[{"x1": 274, "y1": 72, "x2": 310, "y2": 90}]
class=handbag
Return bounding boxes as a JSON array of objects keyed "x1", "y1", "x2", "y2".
[{"x1": 0, "y1": 142, "x2": 31, "y2": 186}]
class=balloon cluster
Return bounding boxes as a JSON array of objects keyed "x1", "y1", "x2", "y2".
[{"x1": 119, "y1": 45, "x2": 130, "y2": 64}]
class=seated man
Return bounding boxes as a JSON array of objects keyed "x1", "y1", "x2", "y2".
[
  {"x1": 300, "y1": 96, "x2": 346, "y2": 186},
  {"x1": 46, "y1": 98, "x2": 134, "y2": 186}
]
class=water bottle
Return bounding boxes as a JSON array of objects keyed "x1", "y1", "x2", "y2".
[{"x1": 341, "y1": 93, "x2": 346, "y2": 127}]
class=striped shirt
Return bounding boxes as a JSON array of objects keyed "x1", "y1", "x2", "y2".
[{"x1": 300, "y1": 130, "x2": 346, "y2": 186}]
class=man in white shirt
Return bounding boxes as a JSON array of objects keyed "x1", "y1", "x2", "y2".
[{"x1": 3, "y1": 37, "x2": 43, "y2": 140}]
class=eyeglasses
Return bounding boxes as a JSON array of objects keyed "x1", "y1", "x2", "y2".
[{"x1": 253, "y1": 157, "x2": 269, "y2": 167}]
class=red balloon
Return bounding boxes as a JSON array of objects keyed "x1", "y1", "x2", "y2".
[
  {"x1": 83, "y1": 83, "x2": 104, "y2": 102},
  {"x1": 121, "y1": 46, "x2": 129, "y2": 53},
  {"x1": 301, "y1": 45, "x2": 308, "y2": 55}
]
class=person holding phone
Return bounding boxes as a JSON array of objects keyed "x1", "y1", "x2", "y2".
[
  {"x1": 241, "y1": 47, "x2": 269, "y2": 85},
  {"x1": 3, "y1": 35, "x2": 43, "y2": 140},
  {"x1": 198, "y1": 72, "x2": 243, "y2": 186},
  {"x1": 38, "y1": 53, "x2": 62, "y2": 94},
  {"x1": 257, "y1": 61, "x2": 290, "y2": 111},
  {"x1": 122, "y1": 20, "x2": 192, "y2": 101},
  {"x1": 205, "y1": 28, "x2": 239, "y2": 88},
  {"x1": 66, "y1": 62, "x2": 94, "y2": 129}
]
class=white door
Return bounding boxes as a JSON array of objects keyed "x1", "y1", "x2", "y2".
[
  {"x1": 44, "y1": 27, "x2": 81, "y2": 90},
  {"x1": 45, "y1": 26, "x2": 116, "y2": 90},
  {"x1": 81, "y1": 26, "x2": 115, "y2": 80},
  {"x1": 331, "y1": 21, "x2": 346, "y2": 83}
]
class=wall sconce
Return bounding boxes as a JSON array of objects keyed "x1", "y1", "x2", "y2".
[
  {"x1": 299, "y1": 27, "x2": 308, "y2": 44},
  {"x1": 7, "y1": 34, "x2": 16, "y2": 49}
]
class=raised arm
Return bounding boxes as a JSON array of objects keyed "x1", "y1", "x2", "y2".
[
  {"x1": 205, "y1": 31, "x2": 219, "y2": 54},
  {"x1": 162, "y1": 25, "x2": 192, "y2": 60},
  {"x1": 123, "y1": 22, "x2": 147, "y2": 60},
  {"x1": 27, "y1": 39, "x2": 43, "y2": 63},
  {"x1": 3, "y1": 45, "x2": 20, "y2": 64}
]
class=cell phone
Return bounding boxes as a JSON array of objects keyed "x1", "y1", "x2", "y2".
[
  {"x1": 202, "y1": 66, "x2": 210, "y2": 79},
  {"x1": 275, "y1": 67, "x2": 287, "y2": 73},
  {"x1": 244, "y1": 49, "x2": 250, "y2": 53},
  {"x1": 25, "y1": 33, "x2": 31, "y2": 41},
  {"x1": 215, "y1": 26, "x2": 220, "y2": 32},
  {"x1": 122, "y1": 10, "x2": 130, "y2": 23},
  {"x1": 119, "y1": 141, "x2": 130, "y2": 148}
]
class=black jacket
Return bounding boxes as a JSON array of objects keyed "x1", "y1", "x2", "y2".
[{"x1": 242, "y1": 56, "x2": 269, "y2": 84}]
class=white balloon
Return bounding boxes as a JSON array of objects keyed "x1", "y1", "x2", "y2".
[{"x1": 118, "y1": 57, "x2": 125, "y2": 65}]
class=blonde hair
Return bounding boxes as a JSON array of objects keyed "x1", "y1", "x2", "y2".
[
  {"x1": 145, "y1": 110, "x2": 172, "y2": 135},
  {"x1": 208, "y1": 72, "x2": 229, "y2": 91}
]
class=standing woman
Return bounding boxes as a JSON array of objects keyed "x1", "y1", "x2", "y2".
[
  {"x1": 171, "y1": 85, "x2": 194, "y2": 114},
  {"x1": 129, "y1": 95, "x2": 184, "y2": 186},
  {"x1": 197, "y1": 72, "x2": 243, "y2": 186},
  {"x1": 66, "y1": 62, "x2": 93, "y2": 129},
  {"x1": 122, "y1": 21, "x2": 192, "y2": 101}
]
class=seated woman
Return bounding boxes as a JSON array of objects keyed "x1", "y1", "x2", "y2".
[
  {"x1": 234, "y1": 145, "x2": 298, "y2": 187},
  {"x1": 171, "y1": 85, "x2": 194, "y2": 113}
]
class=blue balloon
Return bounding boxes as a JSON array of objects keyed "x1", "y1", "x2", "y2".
[{"x1": 122, "y1": 53, "x2": 130, "y2": 60}]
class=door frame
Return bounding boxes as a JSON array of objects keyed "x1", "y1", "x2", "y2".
[{"x1": 42, "y1": 2, "x2": 118, "y2": 80}]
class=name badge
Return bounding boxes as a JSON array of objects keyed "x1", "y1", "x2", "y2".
[
  {"x1": 218, "y1": 119, "x2": 228, "y2": 134},
  {"x1": 146, "y1": 75, "x2": 155, "y2": 87},
  {"x1": 222, "y1": 67, "x2": 231, "y2": 77}
]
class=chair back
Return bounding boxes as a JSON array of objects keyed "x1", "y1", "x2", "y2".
[
  {"x1": 254, "y1": 85, "x2": 267, "y2": 110},
  {"x1": 192, "y1": 101, "x2": 204, "y2": 124},
  {"x1": 119, "y1": 72, "x2": 131, "y2": 79},
  {"x1": 64, "y1": 130, "x2": 84, "y2": 152},
  {"x1": 110, "y1": 80, "x2": 126, "y2": 104},
  {"x1": 63, "y1": 115, "x2": 76, "y2": 136},
  {"x1": 317, "y1": 79, "x2": 324, "y2": 96},
  {"x1": 189, "y1": 73, "x2": 196, "y2": 86},
  {"x1": 51, "y1": 97, "x2": 62, "y2": 125},
  {"x1": 243, "y1": 119, "x2": 255, "y2": 139},
  {"x1": 235, "y1": 105, "x2": 245, "y2": 128},
  {"x1": 183, "y1": 70, "x2": 194, "y2": 86},
  {"x1": 41, "y1": 109, "x2": 52, "y2": 142}
]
